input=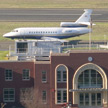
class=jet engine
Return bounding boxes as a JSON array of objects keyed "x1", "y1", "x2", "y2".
[{"x1": 60, "y1": 22, "x2": 87, "y2": 27}]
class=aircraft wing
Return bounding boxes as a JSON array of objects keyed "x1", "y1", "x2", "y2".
[{"x1": 41, "y1": 37, "x2": 68, "y2": 43}]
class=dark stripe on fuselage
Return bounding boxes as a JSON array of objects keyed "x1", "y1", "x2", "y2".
[{"x1": 7, "y1": 35, "x2": 79, "y2": 39}]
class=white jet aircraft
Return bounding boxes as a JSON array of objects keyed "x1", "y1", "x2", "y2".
[{"x1": 3, "y1": 9, "x2": 93, "y2": 41}]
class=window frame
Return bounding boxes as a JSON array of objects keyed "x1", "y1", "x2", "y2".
[
  {"x1": 56, "y1": 89, "x2": 67, "y2": 104},
  {"x1": 5, "y1": 69, "x2": 13, "y2": 81},
  {"x1": 41, "y1": 71, "x2": 47, "y2": 83},
  {"x1": 22, "y1": 69, "x2": 30, "y2": 81},
  {"x1": 42, "y1": 90, "x2": 47, "y2": 103},
  {"x1": 78, "y1": 69, "x2": 102, "y2": 88},
  {"x1": 57, "y1": 70, "x2": 67, "y2": 83},
  {"x1": 3, "y1": 88, "x2": 15, "y2": 102}
]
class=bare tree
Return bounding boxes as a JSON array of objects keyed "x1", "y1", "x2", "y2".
[
  {"x1": 1, "y1": 103, "x2": 6, "y2": 108},
  {"x1": 20, "y1": 88, "x2": 47, "y2": 108}
]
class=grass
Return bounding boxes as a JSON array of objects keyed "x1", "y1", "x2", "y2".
[
  {"x1": 67, "y1": 22, "x2": 108, "y2": 41},
  {"x1": 0, "y1": 22, "x2": 108, "y2": 41},
  {"x1": 0, "y1": 51, "x2": 9, "y2": 60},
  {"x1": 0, "y1": 0, "x2": 108, "y2": 8}
]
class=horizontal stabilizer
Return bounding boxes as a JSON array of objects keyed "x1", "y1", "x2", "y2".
[{"x1": 78, "y1": 22, "x2": 96, "y2": 26}]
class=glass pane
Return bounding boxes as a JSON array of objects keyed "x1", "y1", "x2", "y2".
[
  {"x1": 42, "y1": 91, "x2": 46, "y2": 102},
  {"x1": 63, "y1": 71, "x2": 66, "y2": 81},
  {"x1": 84, "y1": 78, "x2": 89, "y2": 84},
  {"x1": 97, "y1": 73, "x2": 102, "y2": 87},
  {"x1": 84, "y1": 70, "x2": 89, "y2": 77},
  {"x1": 84, "y1": 70, "x2": 89, "y2": 86},
  {"x1": 57, "y1": 71, "x2": 61, "y2": 81},
  {"x1": 57, "y1": 91, "x2": 61, "y2": 103},
  {"x1": 17, "y1": 43, "x2": 28, "y2": 53},
  {"x1": 79, "y1": 93, "x2": 84, "y2": 106},
  {"x1": 78, "y1": 69, "x2": 103, "y2": 88},
  {"x1": 92, "y1": 93, "x2": 96, "y2": 106},
  {"x1": 63, "y1": 91, "x2": 67, "y2": 102},
  {"x1": 78, "y1": 74, "x2": 83, "y2": 88},
  {"x1": 91, "y1": 78, "x2": 96, "y2": 85},
  {"x1": 97, "y1": 93, "x2": 101, "y2": 106},
  {"x1": 42, "y1": 71, "x2": 46, "y2": 82},
  {"x1": 85, "y1": 93, "x2": 89, "y2": 106}
]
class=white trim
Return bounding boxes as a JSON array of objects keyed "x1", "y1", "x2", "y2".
[
  {"x1": 55, "y1": 64, "x2": 69, "y2": 104},
  {"x1": 73, "y1": 63, "x2": 107, "y2": 105}
]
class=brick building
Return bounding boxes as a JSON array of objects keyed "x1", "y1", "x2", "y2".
[{"x1": 0, "y1": 50, "x2": 108, "y2": 108}]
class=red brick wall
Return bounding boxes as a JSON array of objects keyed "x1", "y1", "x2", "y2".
[
  {"x1": 35, "y1": 63, "x2": 51, "y2": 108},
  {"x1": 50, "y1": 52, "x2": 108, "y2": 108},
  {"x1": 0, "y1": 61, "x2": 35, "y2": 107}
]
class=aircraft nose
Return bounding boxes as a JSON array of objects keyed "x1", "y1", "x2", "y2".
[
  {"x1": 3, "y1": 33, "x2": 11, "y2": 38},
  {"x1": 3, "y1": 34, "x2": 7, "y2": 37}
]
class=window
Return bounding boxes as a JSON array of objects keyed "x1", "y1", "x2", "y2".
[
  {"x1": 42, "y1": 71, "x2": 47, "y2": 82},
  {"x1": 79, "y1": 93, "x2": 102, "y2": 106},
  {"x1": 63, "y1": 71, "x2": 66, "y2": 81},
  {"x1": 3, "y1": 88, "x2": 15, "y2": 102},
  {"x1": 22, "y1": 69, "x2": 30, "y2": 80},
  {"x1": 42, "y1": 90, "x2": 47, "y2": 103},
  {"x1": 57, "y1": 71, "x2": 61, "y2": 82},
  {"x1": 78, "y1": 69, "x2": 102, "y2": 88},
  {"x1": 17, "y1": 42, "x2": 28, "y2": 53},
  {"x1": 57, "y1": 89, "x2": 67, "y2": 103},
  {"x1": 57, "y1": 65, "x2": 67, "y2": 82},
  {"x1": 5, "y1": 69, "x2": 13, "y2": 81}
]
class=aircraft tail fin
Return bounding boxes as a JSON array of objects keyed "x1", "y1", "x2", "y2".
[{"x1": 75, "y1": 9, "x2": 92, "y2": 23}]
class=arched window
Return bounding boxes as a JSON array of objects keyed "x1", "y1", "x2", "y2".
[
  {"x1": 57, "y1": 65, "x2": 67, "y2": 82},
  {"x1": 78, "y1": 69, "x2": 102, "y2": 88}
]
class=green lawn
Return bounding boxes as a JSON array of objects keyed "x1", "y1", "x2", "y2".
[
  {"x1": 0, "y1": 51, "x2": 9, "y2": 60},
  {"x1": 0, "y1": 22, "x2": 108, "y2": 41},
  {"x1": 0, "y1": 0, "x2": 108, "y2": 8},
  {"x1": 66, "y1": 22, "x2": 108, "y2": 41}
]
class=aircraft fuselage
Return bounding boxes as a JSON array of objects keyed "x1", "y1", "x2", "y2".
[{"x1": 3, "y1": 27, "x2": 91, "y2": 39}]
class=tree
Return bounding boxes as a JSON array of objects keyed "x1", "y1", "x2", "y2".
[{"x1": 20, "y1": 88, "x2": 47, "y2": 108}]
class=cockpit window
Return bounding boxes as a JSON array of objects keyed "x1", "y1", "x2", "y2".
[{"x1": 12, "y1": 30, "x2": 18, "y2": 32}]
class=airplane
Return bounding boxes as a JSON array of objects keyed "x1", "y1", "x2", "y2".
[{"x1": 3, "y1": 9, "x2": 93, "y2": 41}]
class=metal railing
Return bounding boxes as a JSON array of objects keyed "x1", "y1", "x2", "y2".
[{"x1": 9, "y1": 44, "x2": 108, "y2": 57}]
